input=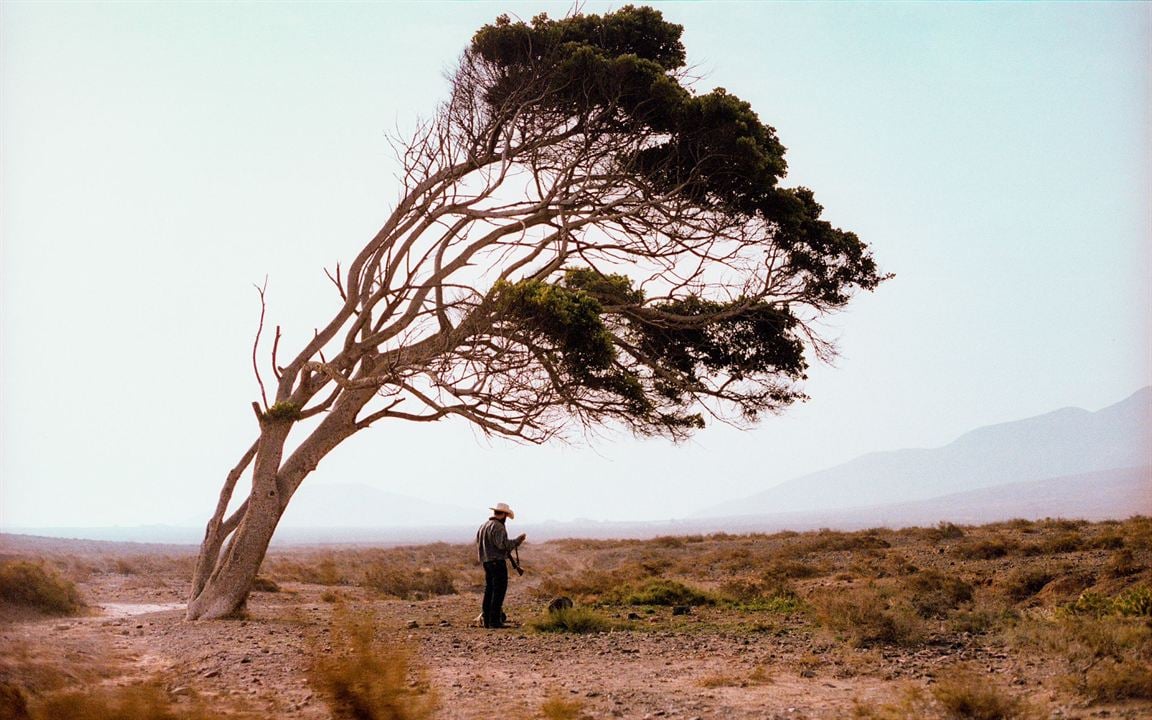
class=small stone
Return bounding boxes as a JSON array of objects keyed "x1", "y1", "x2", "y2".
[{"x1": 407, "y1": 621, "x2": 420, "y2": 629}]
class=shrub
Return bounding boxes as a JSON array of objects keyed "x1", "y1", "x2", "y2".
[
  {"x1": 361, "y1": 566, "x2": 455, "y2": 600},
  {"x1": 617, "y1": 579, "x2": 714, "y2": 607},
  {"x1": 798, "y1": 530, "x2": 891, "y2": 553},
  {"x1": 1001, "y1": 568, "x2": 1054, "y2": 602},
  {"x1": 540, "y1": 691, "x2": 588, "y2": 720},
  {"x1": 1078, "y1": 658, "x2": 1152, "y2": 702},
  {"x1": 532, "y1": 566, "x2": 655, "y2": 604},
  {"x1": 531, "y1": 607, "x2": 614, "y2": 634},
  {"x1": 0, "y1": 682, "x2": 30, "y2": 720},
  {"x1": 814, "y1": 586, "x2": 926, "y2": 647},
  {"x1": 251, "y1": 576, "x2": 281, "y2": 592},
  {"x1": 26, "y1": 681, "x2": 241, "y2": 720},
  {"x1": 279, "y1": 556, "x2": 347, "y2": 585},
  {"x1": 953, "y1": 538, "x2": 1015, "y2": 560},
  {"x1": 718, "y1": 579, "x2": 803, "y2": 613},
  {"x1": 1103, "y1": 548, "x2": 1141, "y2": 578},
  {"x1": 1068, "y1": 591, "x2": 1113, "y2": 617},
  {"x1": 932, "y1": 671, "x2": 1028, "y2": 719},
  {"x1": 1087, "y1": 533, "x2": 1124, "y2": 550},
  {"x1": 763, "y1": 559, "x2": 824, "y2": 580},
  {"x1": 922, "y1": 522, "x2": 967, "y2": 544},
  {"x1": 1021, "y1": 533, "x2": 1086, "y2": 556},
  {"x1": 311, "y1": 609, "x2": 437, "y2": 720},
  {"x1": 0, "y1": 561, "x2": 85, "y2": 616},
  {"x1": 903, "y1": 570, "x2": 974, "y2": 618},
  {"x1": 1114, "y1": 586, "x2": 1152, "y2": 617}
]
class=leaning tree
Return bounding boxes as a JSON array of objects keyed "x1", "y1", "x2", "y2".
[{"x1": 187, "y1": 6, "x2": 887, "y2": 620}]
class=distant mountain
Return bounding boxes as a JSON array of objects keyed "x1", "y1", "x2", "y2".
[
  {"x1": 700, "y1": 387, "x2": 1152, "y2": 518},
  {"x1": 279, "y1": 483, "x2": 478, "y2": 528}
]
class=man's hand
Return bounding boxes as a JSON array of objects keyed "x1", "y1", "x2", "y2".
[{"x1": 515, "y1": 533, "x2": 526, "y2": 544}]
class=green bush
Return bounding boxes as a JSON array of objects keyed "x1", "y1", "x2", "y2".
[
  {"x1": 0, "y1": 561, "x2": 85, "y2": 616},
  {"x1": 1114, "y1": 586, "x2": 1152, "y2": 617}
]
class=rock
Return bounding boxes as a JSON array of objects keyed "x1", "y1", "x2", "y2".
[
  {"x1": 672, "y1": 606, "x2": 691, "y2": 616},
  {"x1": 407, "y1": 621, "x2": 420, "y2": 629}
]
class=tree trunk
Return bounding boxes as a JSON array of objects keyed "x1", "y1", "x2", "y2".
[
  {"x1": 186, "y1": 392, "x2": 369, "y2": 620},
  {"x1": 186, "y1": 422, "x2": 292, "y2": 620},
  {"x1": 185, "y1": 490, "x2": 284, "y2": 620}
]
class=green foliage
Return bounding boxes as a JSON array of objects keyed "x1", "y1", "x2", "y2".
[
  {"x1": 633, "y1": 297, "x2": 806, "y2": 387},
  {"x1": 263, "y1": 401, "x2": 302, "y2": 422},
  {"x1": 1069, "y1": 586, "x2": 1152, "y2": 618},
  {"x1": 471, "y1": 6, "x2": 885, "y2": 306},
  {"x1": 1114, "y1": 586, "x2": 1152, "y2": 617},
  {"x1": 0, "y1": 561, "x2": 85, "y2": 616},
  {"x1": 492, "y1": 276, "x2": 706, "y2": 432}
]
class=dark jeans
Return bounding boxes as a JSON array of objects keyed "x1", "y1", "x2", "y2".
[{"x1": 482, "y1": 559, "x2": 508, "y2": 628}]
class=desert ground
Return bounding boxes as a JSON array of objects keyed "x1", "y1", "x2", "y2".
[{"x1": 2, "y1": 517, "x2": 1151, "y2": 719}]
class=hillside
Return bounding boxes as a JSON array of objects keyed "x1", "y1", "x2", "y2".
[{"x1": 701, "y1": 387, "x2": 1151, "y2": 518}]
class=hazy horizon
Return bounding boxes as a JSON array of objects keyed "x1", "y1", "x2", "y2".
[{"x1": 2, "y1": 2, "x2": 1149, "y2": 530}]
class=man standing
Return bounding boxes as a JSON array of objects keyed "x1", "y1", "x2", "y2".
[{"x1": 476, "y1": 502, "x2": 526, "y2": 629}]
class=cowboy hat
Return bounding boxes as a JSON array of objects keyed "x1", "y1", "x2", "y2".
[{"x1": 490, "y1": 502, "x2": 515, "y2": 519}]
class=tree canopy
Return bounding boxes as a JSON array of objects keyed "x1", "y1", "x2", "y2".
[{"x1": 187, "y1": 5, "x2": 886, "y2": 620}]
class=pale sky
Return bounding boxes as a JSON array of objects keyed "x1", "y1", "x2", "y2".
[{"x1": 2, "y1": 2, "x2": 1149, "y2": 530}]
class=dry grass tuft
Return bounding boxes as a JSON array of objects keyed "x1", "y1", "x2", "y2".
[
  {"x1": 953, "y1": 537, "x2": 1016, "y2": 560},
  {"x1": 24, "y1": 680, "x2": 261, "y2": 720},
  {"x1": 531, "y1": 606, "x2": 615, "y2": 634},
  {"x1": 614, "y1": 578, "x2": 714, "y2": 607},
  {"x1": 362, "y1": 565, "x2": 455, "y2": 600},
  {"x1": 932, "y1": 671, "x2": 1030, "y2": 719},
  {"x1": 0, "y1": 561, "x2": 85, "y2": 616},
  {"x1": 902, "y1": 569, "x2": 974, "y2": 618},
  {"x1": 813, "y1": 585, "x2": 926, "y2": 647},
  {"x1": 1077, "y1": 657, "x2": 1152, "y2": 702},
  {"x1": 538, "y1": 691, "x2": 589, "y2": 720},
  {"x1": 311, "y1": 609, "x2": 437, "y2": 720}
]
